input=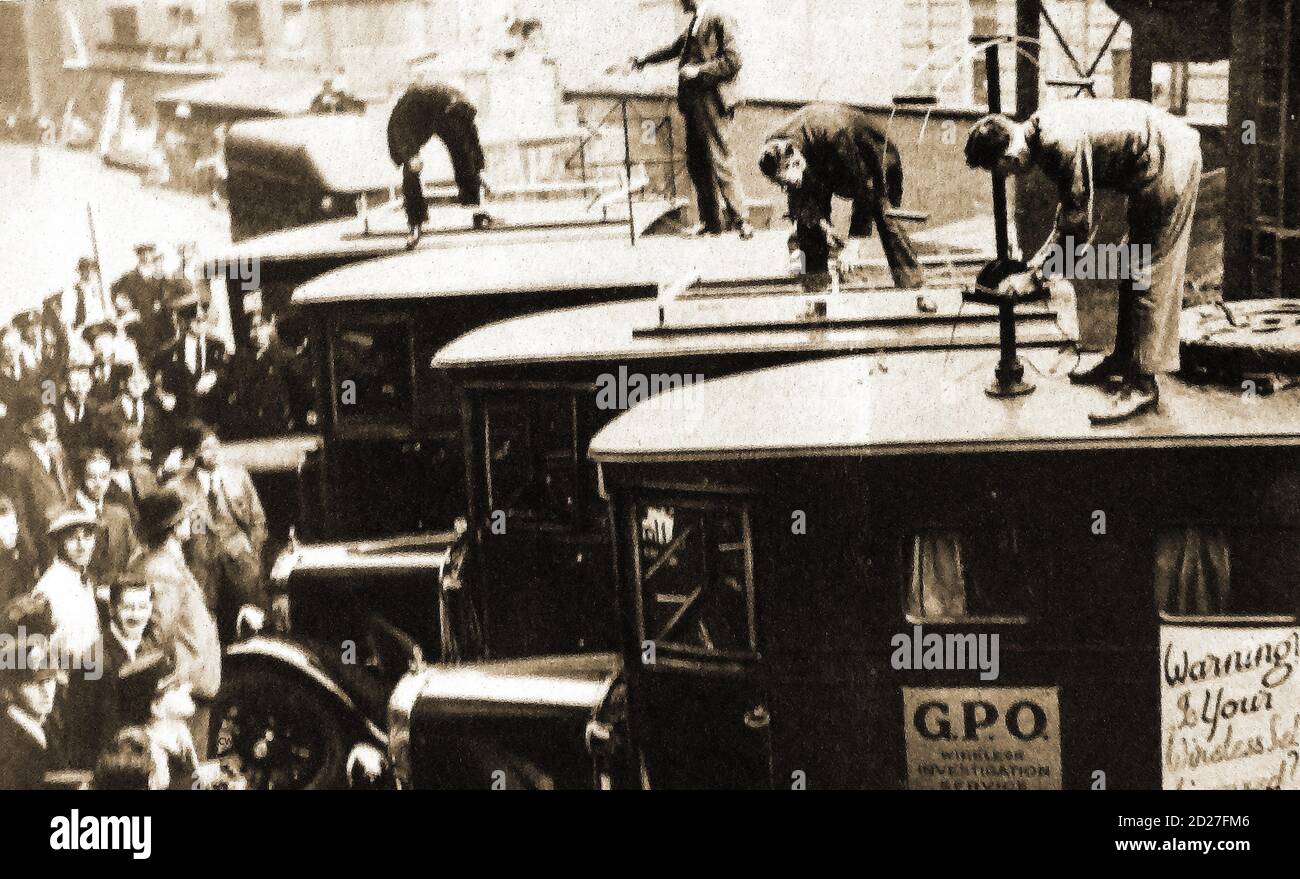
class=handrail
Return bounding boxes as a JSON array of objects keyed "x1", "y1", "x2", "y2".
[{"x1": 559, "y1": 96, "x2": 685, "y2": 245}]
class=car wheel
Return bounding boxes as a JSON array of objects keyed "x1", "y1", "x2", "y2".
[{"x1": 212, "y1": 666, "x2": 349, "y2": 790}]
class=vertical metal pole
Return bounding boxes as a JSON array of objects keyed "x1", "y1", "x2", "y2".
[
  {"x1": 621, "y1": 98, "x2": 636, "y2": 245},
  {"x1": 665, "y1": 115, "x2": 677, "y2": 200},
  {"x1": 1015, "y1": 0, "x2": 1041, "y2": 119},
  {"x1": 986, "y1": 42, "x2": 1010, "y2": 262}
]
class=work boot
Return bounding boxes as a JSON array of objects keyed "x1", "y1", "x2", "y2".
[
  {"x1": 1088, "y1": 374, "x2": 1159, "y2": 425},
  {"x1": 1069, "y1": 352, "x2": 1129, "y2": 386}
]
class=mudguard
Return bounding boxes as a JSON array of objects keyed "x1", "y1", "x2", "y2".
[{"x1": 223, "y1": 635, "x2": 387, "y2": 747}]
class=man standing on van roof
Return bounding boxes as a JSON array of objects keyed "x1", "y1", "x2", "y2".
[
  {"x1": 964, "y1": 98, "x2": 1202, "y2": 424},
  {"x1": 759, "y1": 103, "x2": 923, "y2": 288},
  {"x1": 387, "y1": 80, "x2": 489, "y2": 248},
  {"x1": 632, "y1": 0, "x2": 754, "y2": 240}
]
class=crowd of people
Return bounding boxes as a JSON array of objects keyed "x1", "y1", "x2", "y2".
[{"x1": 0, "y1": 240, "x2": 277, "y2": 790}]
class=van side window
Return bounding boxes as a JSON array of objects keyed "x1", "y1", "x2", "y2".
[
  {"x1": 483, "y1": 395, "x2": 578, "y2": 525},
  {"x1": 1156, "y1": 526, "x2": 1298, "y2": 620},
  {"x1": 330, "y1": 318, "x2": 412, "y2": 428},
  {"x1": 905, "y1": 528, "x2": 1031, "y2": 623},
  {"x1": 633, "y1": 501, "x2": 754, "y2": 655}
]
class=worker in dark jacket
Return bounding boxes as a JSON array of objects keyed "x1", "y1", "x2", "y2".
[
  {"x1": 965, "y1": 98, "x2": 1202, "y2": 423},
  {"x1": 633, "y1": 0, "x2": 753, "y2": 238},
  {"x1": 759, "y1": 103, "x2": 922, "y2": 287},
  {"x1": 387, "y1": 80, "x2": 489, "y2": 248}
]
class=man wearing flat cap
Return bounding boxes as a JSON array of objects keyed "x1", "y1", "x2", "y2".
[
  {"x1": 0, "y1": 391, "x2": 73, "y2": 567},
  {"x1": 111, "y1": 243, "x2": 166, "y2": 325},
  {"x1": 215, "y1": 302, "x2": 294, "y2": 440},
  {"x1": 0, "y1": 593, "x2": 60, "y2": 789},
  {"x1": 81, "y1": 320, "x2": 119, "y2": 398}
]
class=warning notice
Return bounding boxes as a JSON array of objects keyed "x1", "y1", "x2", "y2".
[
  {"x1": 1161, "y1": 626, "x2": 1300, "y2": 790},
  {"x1": 903, "y1": 687, "x2": 1062, "y2": 790}
]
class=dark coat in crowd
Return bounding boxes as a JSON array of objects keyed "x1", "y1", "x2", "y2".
[
  {"x1": 0, "y1": 441, "x2": 73, "y2": 566},
  {"x1": 150, "y1": 331, "x2": 228, "y2": 421},
  {"x1": 84, "y1": 500, "x2": 138, "y2": 589},
  {"x1": 0, "y1": 544, "x2": 39, "y2": 605},
  {"x1": 95, "y1": 393, "x2": 170, "y2": 457},
  {"x1": 62, "y1": 622, "x2": 151, "y2": 769},
  {"x1": 104, "y1": 466, "x2": 159, "y2": 529},
  {"x1": 215, "y1": 341, "x2": 295, "y2": 440},
  {"x1": 0, "y1": 708, "x2": 49, "y2": 790},
  {"x1": 55, "y1": 395, "x2": 95, "y2": 456}
]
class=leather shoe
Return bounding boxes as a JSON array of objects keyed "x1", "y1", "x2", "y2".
[
  {"x1": 1088, "y1": 378, "x2": 1159, "y2": 425},
  {"x1": 1069, "y1": 353, "x2": 1128, "y2": 386}
]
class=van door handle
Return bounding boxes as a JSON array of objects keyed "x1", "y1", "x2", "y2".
[{"x1": 743, "y1": 705, "x2": 770, "y2": 730}]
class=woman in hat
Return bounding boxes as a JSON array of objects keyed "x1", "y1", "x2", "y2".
[
  {"x1": 130, "y1": 488, "x2": 221, "y2": 758},
  {"x1": 33, "y1": 504, "x2": 100, "y2": 662},
  {"x1": 0, "y1": 593, "x2": 60, "y2": 789}
]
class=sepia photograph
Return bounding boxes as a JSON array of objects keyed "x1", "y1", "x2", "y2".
[{"x1": 0, "y1": 0, "x2": 1292, "y2": 854}]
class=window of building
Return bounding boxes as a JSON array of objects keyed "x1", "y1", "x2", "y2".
[
  {"x1": 108, "y1": 6, "x2": 141, "y2": 46},
  {"x1": 229, "y1": 1, "x2": 264, "y2": 50},
  {"x1": 281, "y1": 1, "x2": 308, "y2": 50},
  {"x1": 632, "y1": 498, "x2": 755, "y2": 656}
]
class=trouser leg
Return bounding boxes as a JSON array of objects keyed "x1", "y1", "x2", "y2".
[
  {"x1": 860, "y1": 192, "x2": 924, "y2": 289},
  {"x1": 1131, "y1": 151, "x2": 1201, "y2": 376},
  {"x1": 681, "y1": 99, "x2": 723, "y2": 231},
  {"x1": 792, "y1": 189, "x2": 833, "y2": 273},
  {"x1": 191, "y1": 703, "x2": 211, "y2": 762},
  {"x1": 702, "y1": 103, "x2": 748, "y2": 229}
]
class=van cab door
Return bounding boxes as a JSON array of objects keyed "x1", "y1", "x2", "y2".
[{"x1": 622, "y1": 496, "x2": 773, "y2": 789}]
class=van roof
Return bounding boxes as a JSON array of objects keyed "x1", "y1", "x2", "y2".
[
  {"x1": 292, "y1": 229, "x2": 797, "y2": 305},
  {"x1": 435, "y1": 288, "x2": 1071, "y2": 369},
  {"x1": 210, "y1": 198, "x2": 678, "y2": 270},
  {"x1": 226, "y1": 112, "x2": 407, "y2": 194},
  {"x1": 588, "y1": 349, "x2": 1300, "y2": 463}
]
